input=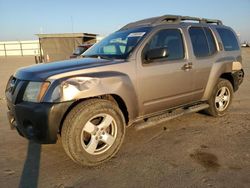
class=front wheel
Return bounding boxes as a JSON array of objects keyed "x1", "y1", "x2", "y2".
[
  {"x1": 61, "y1": 99, "x2": 126, "y2": 166},
  {"x1": 205, "y1": 78, "x2": 234, "y2": 117}
]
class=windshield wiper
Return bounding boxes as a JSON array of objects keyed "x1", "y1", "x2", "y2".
[{"x1": 83, "y1": 54, "x2": 113, "y2": 60}]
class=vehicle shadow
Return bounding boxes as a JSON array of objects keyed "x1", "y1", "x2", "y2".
[{"x1": 19, "y1": 141, "x2": 41, "y2": 188}]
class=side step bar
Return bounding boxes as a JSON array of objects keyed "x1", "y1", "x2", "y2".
[{"x1": 135, "y1": 103, "x2": 209, "y2": 131}]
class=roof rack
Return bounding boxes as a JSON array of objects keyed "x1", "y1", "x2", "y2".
[
  {"x1": 120, "y1": 15, "x2": 223, "y2": 30},
  {"x1": 154, "y1": 15, "x2": 223, "y2": 25}
]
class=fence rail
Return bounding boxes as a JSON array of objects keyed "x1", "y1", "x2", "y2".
[{"x1": 0, "y1": 40, "x2": 40, "y2": 57}]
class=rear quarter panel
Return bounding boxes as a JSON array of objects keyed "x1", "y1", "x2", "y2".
[{"x1": 201, "y1": 26, "x2": 241, "y2": 100}]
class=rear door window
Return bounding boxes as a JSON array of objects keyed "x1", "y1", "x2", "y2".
[
  {"x1": 216, "y1": 28, "x2": 239, "y2": 51},
  {"x1": 189, "y1": 27, "x2": 210, "y2": 57},
  {"x1": 189, "y1": 27, "x2": 217, "y2": 57},
  {"x1": 204, "y1": 28, "x2": 217, "y2": 55}
]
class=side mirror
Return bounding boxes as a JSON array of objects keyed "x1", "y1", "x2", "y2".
[{"x1": 145, "y1": 47, "x2": 169, "y2": 62}]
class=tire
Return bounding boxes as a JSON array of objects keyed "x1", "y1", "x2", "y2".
[
  {"x1": 61, "y1": 99, "x2": 126, "y2": 166},
  {"x1": 205, "y1": 78, "x2": 234, "y2": 117}
]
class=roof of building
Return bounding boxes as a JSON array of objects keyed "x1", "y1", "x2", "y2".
[{"x1": 36, "y1": 33, "x2": 97, "y2": 38}]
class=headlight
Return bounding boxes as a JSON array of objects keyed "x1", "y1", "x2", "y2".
[
  {"x1": 23, "y1": 82, "x2": 50, "y2": 102},
  {"x1": 51, "y1": 77, "x2": 99, "y2": 102}
]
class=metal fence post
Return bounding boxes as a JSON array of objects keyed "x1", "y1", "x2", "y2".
[
  {"x1": 20, "y1": 42, "x2": 23, "y2": 56},
  {"x1": 3, "y1": 43, "x2": 7, "y2": 57}
]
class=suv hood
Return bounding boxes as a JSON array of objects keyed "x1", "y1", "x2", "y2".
[{"x1": 14, "y1": 58, "x2": 120, "y2": 81}]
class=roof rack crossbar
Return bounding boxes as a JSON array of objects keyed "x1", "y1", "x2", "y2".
[
  {"x1": 153, "y1": 15, "x2": 223, "y2": 25},
  {"x1": 200, "y1": 18, "x2": 223, "y2": 25}
]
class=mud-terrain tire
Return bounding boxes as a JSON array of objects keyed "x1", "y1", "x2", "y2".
[
  {"x1": 61, "y1": 99, "x2": 126, "y2": 166},
  {"x1": 205, "y1": 78, "x2": 234, "y2": 117}
]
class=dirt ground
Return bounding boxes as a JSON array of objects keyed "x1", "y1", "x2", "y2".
[{"x1": 0, "y1": 50, "x2": 249, "y2": 188}]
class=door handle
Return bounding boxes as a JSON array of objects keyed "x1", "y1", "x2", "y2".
[{"x1": 182, "y1": 62, "x2": 192, "y2": 71}]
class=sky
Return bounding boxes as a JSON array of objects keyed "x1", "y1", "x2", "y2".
[{"x1": 0, "y1": 0, "x2": 250, "y2": 42}]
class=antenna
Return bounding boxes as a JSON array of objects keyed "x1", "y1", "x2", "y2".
[
  {"x1": 70, "y1": 16, "x2": 77, "y2": 51},
  {"x1": 70, "y1": 16, "x2": 74, "y2": 33},
  {"x1": 39, "y1": 27, "x2": 43, "y2": 34}
]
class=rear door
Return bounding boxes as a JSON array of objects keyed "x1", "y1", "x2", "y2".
[
  {"x1": 136, "y1": 27, "x2": 196, "y2": 116},
  {"x1": 188, "y1": 26, "x2": 218, "y2": 100}
]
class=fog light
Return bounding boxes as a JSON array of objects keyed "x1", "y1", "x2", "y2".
[
  {"x1": 26, "y1": 125, "x2": 35, "y2": 138},
  {"x1": 23, "y1": 120, "x2": 40, "y2": 139}
]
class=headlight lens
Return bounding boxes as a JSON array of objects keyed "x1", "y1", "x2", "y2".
[{"x1": 23, "y1": 82, "x2": 50, "y2": 102}]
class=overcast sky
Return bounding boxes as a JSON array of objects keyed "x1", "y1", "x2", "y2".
[{"x1": 0, "y1": 0, "x2": 250, "y2": 42}]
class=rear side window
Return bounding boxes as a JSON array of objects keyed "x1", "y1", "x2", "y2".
[
  {"x1": 216, "y1": 28, "x2": 239, "y2": 51},
  {"x1": 147, "y1": 29, "x2": 184, "y2": 60},
  {"x1": 189, "y1": 27, "x2": 210, "y2": 57}
]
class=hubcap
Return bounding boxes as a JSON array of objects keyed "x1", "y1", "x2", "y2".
[
  {"x1": 215, "y1": 86, "x2": 230, "y2": 112},
  {"x1": 80, "y1": 113, "x2": 117, "y2": 155}
]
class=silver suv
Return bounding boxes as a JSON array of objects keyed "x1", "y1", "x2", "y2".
[{"x1": 5, "y1": 15, "x2": 244, "y2": 166}]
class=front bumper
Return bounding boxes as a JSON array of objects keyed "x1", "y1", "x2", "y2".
[{"x1": 6, "y1": 100, "x2": 73, "y2": 144}]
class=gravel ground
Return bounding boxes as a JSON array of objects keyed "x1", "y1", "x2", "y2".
[{"x1": 0, "y1": 50, "x2": 249, "y2": 188}]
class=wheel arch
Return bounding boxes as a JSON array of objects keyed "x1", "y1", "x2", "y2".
[
  {"x1": 202, "y1": 61, "x2": 237, "y2": 100},
  {"x1": 58, "y1": 94, "x2": 130, "y2": 135},
  {"x1": 219, "y1": 72, "x2": 235, "y2": 91}
]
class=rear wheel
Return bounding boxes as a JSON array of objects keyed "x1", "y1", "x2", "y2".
[
  {"x1": 205, "y1": 78, "x2": 234, "y2": 117},
  {"x1": 61, "y1": 99, "x2": 125, "y2": 166}
]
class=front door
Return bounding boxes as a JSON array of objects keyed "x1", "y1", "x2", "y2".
[{"x1": 136, "y1": 28, "x2": 196, "y2": 116}]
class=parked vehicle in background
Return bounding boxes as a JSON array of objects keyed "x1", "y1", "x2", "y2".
[
  {"x1": 241, "y1": 42, "x2": 249, "y2": 47},
  {"x1": 6, "y1": 15, "x2": 244, "y2": 166},
  {"x1": 70, "y1": 43, "x2": 93, "y2": 59}
]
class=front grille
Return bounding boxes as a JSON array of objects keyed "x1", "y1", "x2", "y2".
[{"x1": 5, "y1": 76, "x2": 27, "y2": 104}]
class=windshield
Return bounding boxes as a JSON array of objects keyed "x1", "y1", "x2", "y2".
[{"x1": 83, "y1": 27, "x2": 151, "y2": 59}]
